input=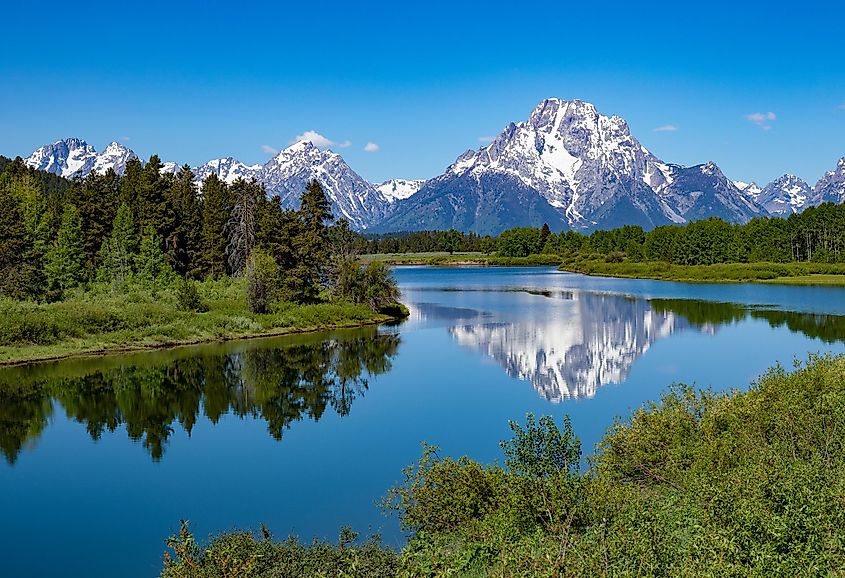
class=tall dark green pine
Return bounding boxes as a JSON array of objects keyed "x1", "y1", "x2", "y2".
[
  {"x1": 166, "y1": 165, "x2": 202, "y2": 276},
  {"x1": 120, "y1": 156, "x2": 144, "y2": 226},
  {"x1": 288, "y1": 179, "x2": 333, "y2": 302},
  {"x1": 45, "y1": 204, "x2": 86, "y2": 291},
  {"x1": 139, "y1": 155, "x2": 174, "y2": 239},
  {"x1": 0, "y1": 176, "x2": 30, "y2": 299},
  {"x1": 66, "y1": 169, "x2": 120, "y2": 274},
  {"x1": 539, "y1": 223, "x2": 551, "y2": 252},
  {"x1": 0, "y1": 160, "x2": 49, "y2": 298},
  {"x1": 199, "y1": 174, "x2": 232, "y2": 278}
]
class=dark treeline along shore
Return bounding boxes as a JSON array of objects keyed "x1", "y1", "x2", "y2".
[
  {"x1": 0, "y1": 155, "x2": 404, "y2": 363},
  {"x1": 356, "y1": 204, "x2": 845, "y2": 284}
]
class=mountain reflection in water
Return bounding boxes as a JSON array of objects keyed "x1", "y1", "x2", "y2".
[
  {"x1": 0, "y1": 328, "x2": 400, "y2": 464},
  {"x1": 442, "y1": 291, "x2": 845, "y2": 402}
]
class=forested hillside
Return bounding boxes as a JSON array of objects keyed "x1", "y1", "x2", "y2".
[{"x1": 0, "y1": 154, "x2": 403, "y2": 363}]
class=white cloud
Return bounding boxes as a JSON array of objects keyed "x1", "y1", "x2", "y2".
[
  {"x1": 653, "y1": 125, "x2": 678, "y2": 132},
  {"x1": 363, "y1": 142, "x2": 379, "y2": 152},
  {"x1": 261, "y1": 144, "x2": 278, "y2": 154},
  {"x1": 338, "y1": 140, "x2": 352, "y2": 148},
  {"x1": 290, "y1": 130, "x2": 338, "y2": 148},
  {"x1": 478, "y1": 136, "x2": 496, "y2": 143},
  {"x1": 746, "y1": 111, "x2": 776, "y2": 130},
  {"x1": 121, "y1": 136, "x2": 131, "y2": 142}
]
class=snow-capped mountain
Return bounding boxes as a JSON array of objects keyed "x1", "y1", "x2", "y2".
[
  {"x1": 194, "y1": 157, "x2": 262, "y2": 184},
  {"x1": 376, "y1": 98, "x2": 765, "y2": 234},
  {"x1": 259, "y1": 141, "x2": 391, "y2": 229},
  {"x1": 21, "y1": 113, "x2": 845, "y2": 233},
  {"x1": 756, "y1": 174, "x2": 812, "y2": 215},
  {"x1": 375, "y1": 179, "x2": 425, "y2": 203},
  {"x1": 656, "y1": 161, "x2": 763, "y2": 223},
  {"x1": 811, "y1": 157, "x2": 845, "y2": 205},
  {"x1": 26, "y1": 138, "x2": 137, "y2": 178},
  {"x1": 734, "y1": 181, "x2": 762, "y2": 201}
]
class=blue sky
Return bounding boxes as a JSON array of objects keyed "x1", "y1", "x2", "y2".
[{"x1": 2, "y1": 0, "x2": 843, "y2": 185}]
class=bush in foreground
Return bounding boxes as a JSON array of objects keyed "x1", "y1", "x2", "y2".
[{"x1": 160, "y1": 354, "x2": 845, "y2": 577}]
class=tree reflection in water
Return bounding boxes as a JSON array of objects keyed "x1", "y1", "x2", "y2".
[{"x1": 0, "y1": 327, "x2": 400, "y2": 463}]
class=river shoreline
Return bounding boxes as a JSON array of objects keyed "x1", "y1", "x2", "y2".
[
  {"x1": 0, "y1": 312, "x2": 400, "y2": 368},
  {"x1": 558, "y1": 260, "x2": 845, "y2": 287}
]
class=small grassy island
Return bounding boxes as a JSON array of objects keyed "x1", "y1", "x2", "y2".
[
  {"x1": 161, "y1": 353, "x2": 845, "y2": 577},
  {"x1": 0, "y1": 157, "x2": 405, "y2": 366}
]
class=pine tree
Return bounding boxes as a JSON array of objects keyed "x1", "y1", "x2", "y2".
[
  {"x1": 0, "y1": 179, "x2": 29, "y2": 299},
  {"x1": 120, "y1": 156, "x2": 144, "y2": 226},
  {"x1": 67, "y1": 169, "x2": 120, "y2": 273},
  {"x1": 46, "y1": 205, "x2": 86, "y2": 291},
  {"x1": 138, "y1": 155, "x2": 173, "y2": 237},
  {"x1": 199, "y1": 174, "x2": 231, "y2": 278},
  {"x1": 288, "y1": 179, "x2": 334, "y2": 302},
  {"x1": 136, "y1": 225, "x2": 173, "y2": 284},
  {"x1": 539, "y1": 222, "x2": 551, "y2": 252},
  {"x1": 97, "y1": 204, "x2": 137, "y2": 285},
  {"x1": 166, "y1": 165, "x2": 202, "y2": 276}
]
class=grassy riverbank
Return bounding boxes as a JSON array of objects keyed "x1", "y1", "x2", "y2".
[
  {"x1": 560, "y1": 256, "x2": 845, "y2": 285},
  {"x1": 161, "y1": 353, "x2": 845, "y2": 576},
  {"x1": 0, "y1": 278, "x2": 398, "y2": 366},
  {"x1": 361, "y1": 252, "x2": 563, "y2": 266}
]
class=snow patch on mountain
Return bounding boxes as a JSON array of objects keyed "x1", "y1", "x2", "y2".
[
  {"x1": 812, "y1": 157, "x2": 845, "y2": 205},
  {"x1": 757, "y1": 174, "x2": 811, "y2": 215},
  {"x1": 375, "y1": 179, "x2": 425, "y2": 203}
]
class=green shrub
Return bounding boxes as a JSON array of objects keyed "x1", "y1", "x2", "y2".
[{"x1": 175, "y1": 279, "x2": 207, "y2": 312}]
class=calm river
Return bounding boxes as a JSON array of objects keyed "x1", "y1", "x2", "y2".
[{"x1": 3, "y1": 267, "x2": 845, "y2": 577}]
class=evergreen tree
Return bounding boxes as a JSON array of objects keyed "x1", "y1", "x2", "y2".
[
  {"x1": 119, "y1": 156, "x2": 144, "y2": 225},
  {"x1": 166, "y1": 165, "x2": 202, "y2": 276},
  {"x1": 139, "y1": 155, "x2": 173, "y2": 237},
  {"x1": 199, "y1": 174, "x2": 231, "y2": 278},
  {"x1": 67, "y1": 169, "x2": 120, "y2": 273},
  {"x1": 288, "y1": 179, "x2": 333, "y2": 302},
  {"x1": 0, "y1": 179, "x2": 30, "y2": 299},
  {"x1": 539, "y1": 222, "x2": 551, "y2": 251},
  {"x1": 46, "y1": 205, "x2": 86, "y2": 291},
  {"x1": 97, "y1": 204, "x2": 137, "y2": 285},
  {"x1": 136, "y1": 225, "x2": 173, "y2": 284}
]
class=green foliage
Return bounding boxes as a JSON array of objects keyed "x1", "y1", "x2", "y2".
[
  {"x1": 161, "y1": 521, "x2": 399, "y2": 578},
  {"x1": 286, "y1": 179, "x2": 333, "y2": 302},
  {"x1": 383, "y1": 354, "x2": 845, "y2": 576},
  {"x1": 501, "y1": 413, "x2": 581, "y2": 480},
  {"x1": 97, "y1": 203, "x2": 137, "y2": 286},
  {"x1": 443, "y1": 228, "x2": 462, "y2": 254},
  {"x1": 137, "y1": 225, "x2": 175, "y2": 285},
  {"x1": 245, "y1": 248, "x2": 278, "y2": 314},
  {"x1": 329, "y1": 259, "x2": 402, "y2": 313},
  {"x1": 497, "y1": 227, "x2": 542, "y2": 257},
  {"x1": 199, "y1": 174, "x2": 232, "y2": 278},
  {"x1": 175, "y1": 279, "x2": 206, "y2": 312},
  {"x1": 45, "y1": 204, "x2": 86, "y2": 291}
]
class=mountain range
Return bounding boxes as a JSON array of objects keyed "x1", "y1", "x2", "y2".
[{"x1": 22, "y1": 99, "x2": 845, "y2": 234}]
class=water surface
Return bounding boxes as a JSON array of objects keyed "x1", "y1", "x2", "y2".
[{"x1": 2, "y1": 267, "x2": 845, "y2": 577}]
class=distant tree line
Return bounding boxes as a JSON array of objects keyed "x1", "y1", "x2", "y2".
[
  {"x1": 0, "y1": 155, "x2": 398, "y2": 313},
  {"x1": 360, "y1": 229, "x2": 497, "y2": 255},
  {"x1": 493, "y1": 207, "x2": 845, "y2": 264}
]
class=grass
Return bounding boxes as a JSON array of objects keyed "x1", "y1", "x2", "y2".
[
  {"x1": 360, "y1": 252, "x2": 562, "y2": 267},
  {"x1": 0, "y1": 277, "x2": 395, "y2": 365},
  {"x1": 559, "y1": 257, "x2": 845, "y2": 285}
]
